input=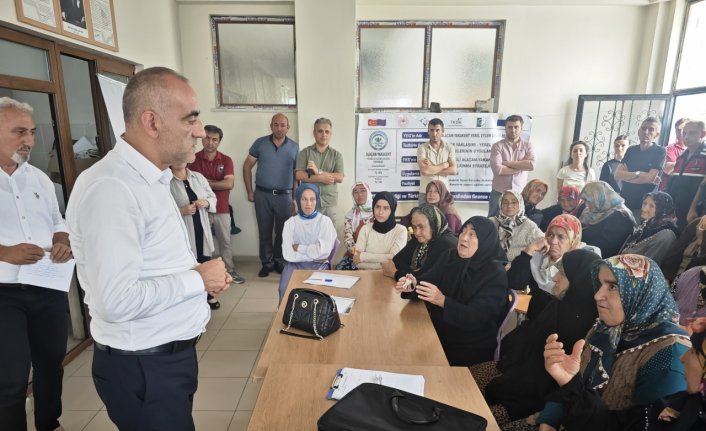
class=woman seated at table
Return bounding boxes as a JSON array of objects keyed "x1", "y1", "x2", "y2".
[
  {"x1": 394, "y1": 216, "x2": 510, "y2": 366},
  {"x1": 540, "y1": 185, "x2": 584, "y2": 231},
  {"x1": 507, "y1": 214, "x2": 599, "y2": 320},
  {"x1": 170, "y1": 161, "x2": 220, "y2": 309},
  {"x1": 580, "y1": 181, "x2": 635, "y2": 258},
  {"x1": 382, "y1": 205, "x2": 457, "y2": 280},
  {"x1": 400, "y1": 181, "x2": 462, "y2": 235},
  {"x1": 662, "y1": 215, "x2": 706, "y2": 283},
  {"x1": 352, "y1": 191, "x2": 407, "y2": 270},
  {"x1": 522, "y1": 179, "x2": 549, "y2": 227},
  {"x1": 672, "y1": 265, "x2": 706, "y2": 328},
  {"x1": 619, "y1": 191, "x2": 679, "y2": 265},
  {"x1": 336, "y1": 182, "x2": 373, "y2": 270},
  {"x1": 279, "y1": 184, "x2": 337, "y2": 300},
  {"x1": 476, "y1": 249, "x2": 602, "y2": 427},
  {"x1": 538, "y1": 255, "x2": 689, "y2": 431},
  {"x1": 491, "y1": 190, "x2": 544, "y2": 262}
]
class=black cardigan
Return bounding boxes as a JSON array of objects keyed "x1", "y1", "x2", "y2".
[
  {"x1": 581, "y1": 211, "x2": 634, "y2": 258},
  {"x1": 392, "y1": 231, "x2": 457, "y2": 280}
]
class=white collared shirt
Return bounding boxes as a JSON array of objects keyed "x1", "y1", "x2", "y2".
[
  {"x1": 0, "y1": 162, "x2": 67, "y2": 283},
  {"x1": 66, "y1": 138, "x2": 209, "y2": 350}
]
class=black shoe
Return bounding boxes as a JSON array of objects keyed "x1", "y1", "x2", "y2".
[
  {"x1": 258, "y1": 266, "x2": 272, "y2": 277},
  {"x1": 274, "y1": 261, "x2": 284, "y2": 274},
  {"x1": 207, "y1": 294, "x2": 220, "y2": 310}
]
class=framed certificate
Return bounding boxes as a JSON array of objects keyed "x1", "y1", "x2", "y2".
[{"x1": 15, "y1": 0, "x2": 60, "y2": 32}]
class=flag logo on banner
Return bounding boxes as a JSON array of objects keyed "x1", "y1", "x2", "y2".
[
  {"x1": 369, "y1": 131, "x2": 388, "y2": 151},
  {"x1": 367, "y1": 119, "x2": 387, "y2": 126}
]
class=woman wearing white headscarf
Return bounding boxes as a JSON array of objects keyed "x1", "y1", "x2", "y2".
[
  {"x1": 336, "y1": 182, "x2": 373, "y2": 270},
  {"x1": 491, "y1": 190, "x2": 544, "y2": 262}
]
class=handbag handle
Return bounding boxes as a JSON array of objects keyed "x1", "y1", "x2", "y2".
[{"x1": 390, "y1": 391, "x2": 441, "y2": 425}]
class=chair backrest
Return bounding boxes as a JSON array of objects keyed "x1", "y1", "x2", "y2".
[
  {"x1": 319, "y1": 238, "x2": 341, "y2": 270},
  {"x1": 494, "y1": 289, "x2": 518, "y2": 361}
]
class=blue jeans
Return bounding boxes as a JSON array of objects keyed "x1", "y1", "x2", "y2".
[{"x1": 488, "y1": 190, "x2": 503, "y2": 217}]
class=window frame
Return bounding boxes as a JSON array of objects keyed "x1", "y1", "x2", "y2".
[{"x1": 356, "y1": 20, "x2": 505, "y2": 112}]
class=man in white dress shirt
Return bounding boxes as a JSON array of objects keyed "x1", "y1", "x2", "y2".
[
  {"x1": 66, "y1": 67, "x2": 231, "y2": 430},
  {"x1": 0, "y1": 97, "x2": 72, "y2": 431}
]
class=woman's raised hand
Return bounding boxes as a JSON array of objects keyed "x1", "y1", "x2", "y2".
[{"x1": 543, "y1": 333, "x2": 584, "y2": 387}]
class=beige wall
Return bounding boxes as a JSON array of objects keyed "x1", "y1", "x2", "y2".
[{"x1": 0, "y1": 0, "x2": 182, "y2": 69}]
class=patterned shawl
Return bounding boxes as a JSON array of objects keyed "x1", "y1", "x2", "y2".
[
  {"x1": 494, "y1": 190, "x2": 528, "y2": 253},
  {"x1": 344, "y1": 181, "x2": 373, "y2": 228},
  {"x1": 579, "y1": 181, "x2": 636, "y2": 226},
  {"x1": 622, "y1": 191, "x2": 679, "y2": 250},
  {"x1": 409, "y1": 204, "x2": 449, "y2": 272}
]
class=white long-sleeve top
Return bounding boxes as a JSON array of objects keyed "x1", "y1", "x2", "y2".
[
  {"x1": 66, "y1": 138, "x2": 208, "y2": 351},
  {"x1": 355, "y1": 223, "x2": 407, "y2": 270},
  {"x1": 282, "y1": 213, "x2": 337, "y2": 262}
]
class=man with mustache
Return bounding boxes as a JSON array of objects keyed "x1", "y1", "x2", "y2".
[{"x1": 0, "y1": 97, "x2": 72, "y2": 431}]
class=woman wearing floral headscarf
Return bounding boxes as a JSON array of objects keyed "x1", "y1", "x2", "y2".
[
  {"x1": 522, "y1": 179, "x2": 549, "y2": 227},
  {"x1": 538, "y1": 255, "x2": 690, "y2": 431},
  {"x1": 619, "y1": 191, "x2": 679, "y2": 265},
  {"x1": 507, "y1": 214, "x2": 600, "y2": 320},
  {"x1": 383, "y1": 204, "x2": 457, "y2": 280},
  {"x1": 580, "y1": 181, "x2": 636, "y2": 258},
  {"x1": 540, "y1": 185, "x2": 585, "y2": 231},
  {"x1": 491, "y1": 190, "x2": 544, "y2": 261},
  {"x1": 336, "y1": 182, "x2": 374, "y2": 270}
]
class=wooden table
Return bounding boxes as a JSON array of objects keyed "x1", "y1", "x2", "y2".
[
  {"x1": 247, "y1": 363, "x2": 501, "y2": 431},
  {"x1": 253, "y1": 270, "x2": 449, "y2": 379}
]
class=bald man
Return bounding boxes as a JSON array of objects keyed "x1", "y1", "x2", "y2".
[
  {"x1": 66, "y1": 67, "x2": 231, "y2": 430},
  {"x1": 243, "y1": 113, "x2": 299, "y2": 277}
]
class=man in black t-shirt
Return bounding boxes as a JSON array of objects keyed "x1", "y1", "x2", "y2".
[{"x1": 614, "y1": 117, "x2": 666, "y2": 219}]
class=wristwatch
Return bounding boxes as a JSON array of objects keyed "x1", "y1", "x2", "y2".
[{"x1": 635, "y1": 171, "x2": 641, "y2": 176}]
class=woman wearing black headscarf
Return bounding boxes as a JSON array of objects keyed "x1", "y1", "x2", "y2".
[
  {"x1": 394, "y1": 216, "x2": 510, "y2": 366},
  {"x1": 382, "y1": 204, "x2": 457, "y2": 279},
  {"x1": 352, "y1": 191, "x2": 407, "y2": 270},
  {"x1": 619, "y1": 191, "x2": 679, "y2": 265},
  {"x1": 478, "y1": 249, "x2": 602, "y2": 427}
]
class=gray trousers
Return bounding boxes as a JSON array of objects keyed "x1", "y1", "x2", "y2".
[
  {"x1": 210, "y1": 212, "x2": 234, "y2": 271},
  {"x1": 487, "y1": 190, "x2": 503, "y2": 217},
  {"x1": 320, "y1": 206, "x2": 338, "y2": 227},
  {"x1": 254, "y1": 189, "x2": 291, "y2": 267}
]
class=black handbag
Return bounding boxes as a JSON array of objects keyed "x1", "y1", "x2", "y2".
[
  {"x1": 280, "y1": 288, "x2": 342, "y2": 340},
  {"x1": 318, "y1": 383, "x2": 488, "y2": 431}
]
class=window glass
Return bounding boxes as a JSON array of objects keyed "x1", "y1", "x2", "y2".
[
  {"x1": 0, "y1": 39, "x2": 50, "y2": 81},
  {"x1": 676, "y1": 1, "x2": 706, "y2": 89}
]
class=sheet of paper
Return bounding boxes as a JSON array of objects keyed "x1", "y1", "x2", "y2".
[
  {"x1": 17, "y1": 253, "x2": 75, "y2": 292},
  {"x1": 331, "y1": 295, "x2": 356, "y2": 315},
  {"x1": 328, "y1": 367, "x2": 425, "y2": 400},
  {"x1": 303, "y1": 272, "x2": 359, "y2": 289}
]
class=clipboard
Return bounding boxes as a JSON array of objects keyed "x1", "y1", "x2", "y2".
[{"x1": 326, "y1": 367, "x2": 424, "y2": 400}]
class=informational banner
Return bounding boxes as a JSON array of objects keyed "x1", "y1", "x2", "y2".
[{"x1": 356, "y1": 113, "x2": 532, "y2": 202}]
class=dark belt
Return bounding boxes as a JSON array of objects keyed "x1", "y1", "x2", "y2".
[
  {"x1": 94, "y1": 336, "x2": 200, "y2": 356},
  {"x1": 256, "y1": 185, "x2": 292, "y2": 195}
]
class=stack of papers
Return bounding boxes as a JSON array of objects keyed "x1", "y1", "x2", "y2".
[
  {"x1": 17, "y1": 253, "x2": 75, "y2": 292},
  {"x1": 303, "y1": 272, "x2": 359, "y2": 289},
  {"x1": 327, "y1": 367, "x2": 425, "y2": 400},
  {"x1": 331, "y1": 296, "x2": 356, "y2": 315}
]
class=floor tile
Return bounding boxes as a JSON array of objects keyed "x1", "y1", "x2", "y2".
[
  {"x1": 222, "y1": 312, "x2": 275, "y2": 330},
  {"x1": 193, "y1": 378, "x2": 247, "y2": 411},
  {"x1": 64, "y1": 349, "x2": 92, "y2": 377},
  {"x1": 209, "y1": 330, "x2": 266, "y2": 351},
  {"x1": 61, "y1": 376, "x2": 103, "y2": 411},
  {"x1": 193, "y1": 411, "x2": 236, "y2": 431},
  {"x1": 236, "y1": 379, "x2": 262, "y2": 411},
  {"x1": 198, "y1": 351, "x2": 259, "y2": 377},
  {"x1": 233, "y1": 298, "x2": 279, "y2": 313},
  {"x1": 72, "y1": 353, "x2": 94, "y2": 377},
  {"x1": 196, "y1": 328, "x2": 219, "y2": 351},
  {"x1": 83, "y1": 411, "x2": 118, "y2": 431},
  {"x1": 58, "y1": 410, "x2": 98, "y2": 430},
  {"x1": 228, "y1": 411, "x2": 253, "y2": 431},
  {"x1": 241, "y1": 283, "x2": 279, "y2": 299}
]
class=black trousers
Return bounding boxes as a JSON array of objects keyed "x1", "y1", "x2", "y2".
[
  {"x1": 254, "y1": 189, "x2": 291, "y2": 267},
  {"x1": 92, "y1": 346, "x2": 199, "y2": 431},
  {"x1": 0, "y1": 284, "x2": 68, "y2": 431}
]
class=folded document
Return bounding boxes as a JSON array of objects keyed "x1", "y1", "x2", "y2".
[{"x1": 303, "y1": 272, "x2": 359, "y2": 289}]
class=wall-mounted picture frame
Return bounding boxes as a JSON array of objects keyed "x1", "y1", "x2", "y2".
[{"x1": 14, "y1": 0, "x2": 119, "y2": 52}]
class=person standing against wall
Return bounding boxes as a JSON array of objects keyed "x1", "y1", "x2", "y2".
[{"x1": 417, "y1": 118, "x2": 457, "y2": 204}]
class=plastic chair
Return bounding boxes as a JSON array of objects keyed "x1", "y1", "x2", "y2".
[{"x1": 494, "y1": 289, "x2": 518, "y2": 361}]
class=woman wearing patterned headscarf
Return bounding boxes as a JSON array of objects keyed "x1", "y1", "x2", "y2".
[
  {"x1": 336, "y1": 182, "x2": 373, "y2": 270},
  {"x1": 580, "y1": 181, "x2": 636, "y2": 258},
  {"x1": 663, "y1": 215, "x2": 706, "y2": 283},
  {"x1": 538, "y1": 254, "x2": 690, "y2": 430},
  {"x1": 522, "y1": 179, "x2": 549, "y2": 227},
  {"x1": 491, "y1": 190, "x2": 544, "y2": 261},
  {"x1": 383, "y1": 204, "x2": 457, "y2": 280},
  {"x1": 399, "y1": 180, "x2": 462, "y2": 235},
  {"x1": 394, "y1": 217, "x2": 510, "y2": 366},
  {"x1": 620, "y1": 191, "x2": 679, "y2": 265},
  {"x1": 352, "y1": 191, "x2": 407, "y2": 270},
  {"x1": 507, "y1": 214, "x2": 600, "y2": 320},
  {"x1": 673, "y1": 265, "x2": 706, "y2": 327},
  {"x1": 540, "y1": 185, "x2": 585, "y2": 231},
  {"x1": 278, "y1": 184, "x2": 337, "y2": 300}
]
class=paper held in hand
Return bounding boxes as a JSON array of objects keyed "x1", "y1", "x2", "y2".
[
  {"x1": 303, "y1": 272, "x2": 359, "y2": 289},
  {"x1": 327, "y1": 367, "x2": 425, "y2": 400},
  {"x1": 17, "y1": 253, "x2": 75, "y2": 292}
]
